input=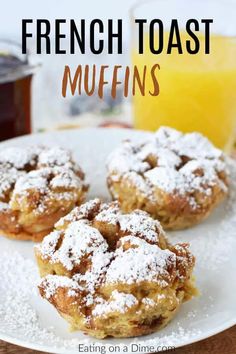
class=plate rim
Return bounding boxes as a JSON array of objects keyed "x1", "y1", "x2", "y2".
[
  {"x1": 0, "y1": 320, "x2": 235, "y2": 354},
  {"x1": 0, "y1": 128, "x2": 235, "y2": 353},
  {"x1": 0, "y1": 127, "x2": 153, "y2": 145}
]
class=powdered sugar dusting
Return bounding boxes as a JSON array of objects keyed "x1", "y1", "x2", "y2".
[
  {"x1": 1, "y1": 154, "x2": 236, "y2": 351},
  {"x1": 0, "y1": 145, "x2": 86, "y2": 216},
  {"x1": 105, "y1": 236, "x2": 175, "y2": 287},
  {"x1": 13, "y1": 169, "x2": 49, "y2": 195},
  {"x1": 142, "y1": 297, "x2": 156, "y2": 307},
  {"x1": 107, "y1": 141, "x2": 150, "y2": 175},
  {"x1": 46, "y1": 221, "x2": 109, "y2": 271},
  {"x1": 122, "y1": 171, "x2": 155, "y2": 201},
  {"x1": 55, "y1": 198, "x2": 101, "y2": 228},
  {"x1": 37, "y1": 199, "x2": 181, "y2": 290},
  {"x1": 37, "y1": 230, "x2": 62, "y2": 259},
  {"x1": 0, "y1": 250, "x2": 202, "y2": 351},
  {"x1": 183, "y1": 157, "x2": 236, "y2": 271},
  {"x1": 0, "y1": 167, "x2": 25, "y2": 200},
  {"x1": 38, "y1": 147, "x2": 73, "y2": 168},
  {"x1": 107, "y1": 127, "x2": 228, "y2": 209},
  {"x1": 35, "y1": 198, "x2": 195, "y2": 330},
  {"x1": 40, "y1": 275, "x2": 79, "y2": 299},
  {"x1": 0, "y1": 129, "x2": 235, "y2": 352},
  {"x1": 93, "y1": 290, "x2": 138, "y2": 317},
  {"x1": 94, "y1": 201, "x2": 120, "y2": 225},
  {"x1": 95, "y1": 203, "x2": 163, "y2": 244},
  {"x1": 0, "y1": 147, "x2": 37, "y2": 169},
  {"x1": 119, "y1": 211, "x2": 162, "y2": 244},
  {"x1": 155, "y1": 127, "x2": 222, "y2": 160}
]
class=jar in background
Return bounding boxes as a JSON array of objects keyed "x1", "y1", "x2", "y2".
[{"x1": 0, "y1": 39, "x2": 36, "y2": 141}]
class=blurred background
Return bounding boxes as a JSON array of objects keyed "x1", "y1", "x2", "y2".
[
  {"x1": 0, "y1": 0, "x2": 135, "y2": 133},
  {"x1": 1, "y1": 0, "x2": 236, "y2": 153}
]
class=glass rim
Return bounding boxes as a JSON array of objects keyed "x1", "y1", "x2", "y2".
[
  {"x1": 0, "y1": 37, "x2": 40, "y2": 83},
  {"x1": 130, "y1": 0, "x2": 236, "y2": 16},
  {"x1": 129, "y1": 0, "x2": 236, "y2": 37},
  {"x1": 0, "y1": 38, "x2": 29, "y2": 63}
]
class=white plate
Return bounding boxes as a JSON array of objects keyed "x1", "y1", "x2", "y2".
[{"x1": 0, "y1": 128, "x2": 236, "y2": 354}]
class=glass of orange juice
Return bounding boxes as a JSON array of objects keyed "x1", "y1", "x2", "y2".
[{"x1": 131, "y1": 0, "x2": 236, "y2": 152}]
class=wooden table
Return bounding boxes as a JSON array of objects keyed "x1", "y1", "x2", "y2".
[{"x1": 0, "y1": 325, "x2": 235, "y2": 354}]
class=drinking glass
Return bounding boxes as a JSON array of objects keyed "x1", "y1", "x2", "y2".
[
  {"x1": 131, "y1": 0, "x2": 236, "y2": 152},
  {"x1": 0, "y1": 39, "x2": 36, "y2": 141}
]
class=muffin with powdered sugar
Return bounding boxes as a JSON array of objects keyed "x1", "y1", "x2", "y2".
[
  {"x1": 35, "y1": 198, "x2": 197, "y2": 339},
  {"x1": 0, "y1": 146, "x2": 88, "y2": 241},
  {"x1": 106, "y1": 127, "x2": 229, "y2": 230}
]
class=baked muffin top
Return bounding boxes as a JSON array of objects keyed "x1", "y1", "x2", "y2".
[
  {"x1": 0, "y1": 145, "x2": 85, "y2": 214},
  {"x1": 36, "y1": 198, "x2": 195, "y2": 311},
  {"x1": 107, "y1": 127, "x2": 228, "y2": 209}
]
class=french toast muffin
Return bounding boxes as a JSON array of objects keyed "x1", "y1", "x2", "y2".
[
  {"x1": 35, "y1": 198, "x2": 197, "y2": 339},
  {"x1": 107, "y1": 127, "x2": 229, "y2": 230},
  {"x1": 0, "y1": 146, "x2": 88, "y2": 241}
]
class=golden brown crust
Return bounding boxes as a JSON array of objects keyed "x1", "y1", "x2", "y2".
[
  {"x1": 0, "y1": 146, "x2": 88, "y2": 241},
  {"x1": 107, "y1": 127, "x2": 229, "y2": 230},
  {"x1": 107, "y1": 174, "x2": 227, "y2": 230},
  {"x1": 0, "y1": 228, "x2": 51, "y2": 242},
  {"x1": 35, "y1": 199, "x2": 197, "y2": 339},
  {"x1": 38, "y1": 284, "x2": 187, "y2": 338}
]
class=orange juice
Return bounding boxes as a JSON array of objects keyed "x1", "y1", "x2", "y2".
[{"x1": 133, "y1": 33, "x2": 236, "y2": 151}]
